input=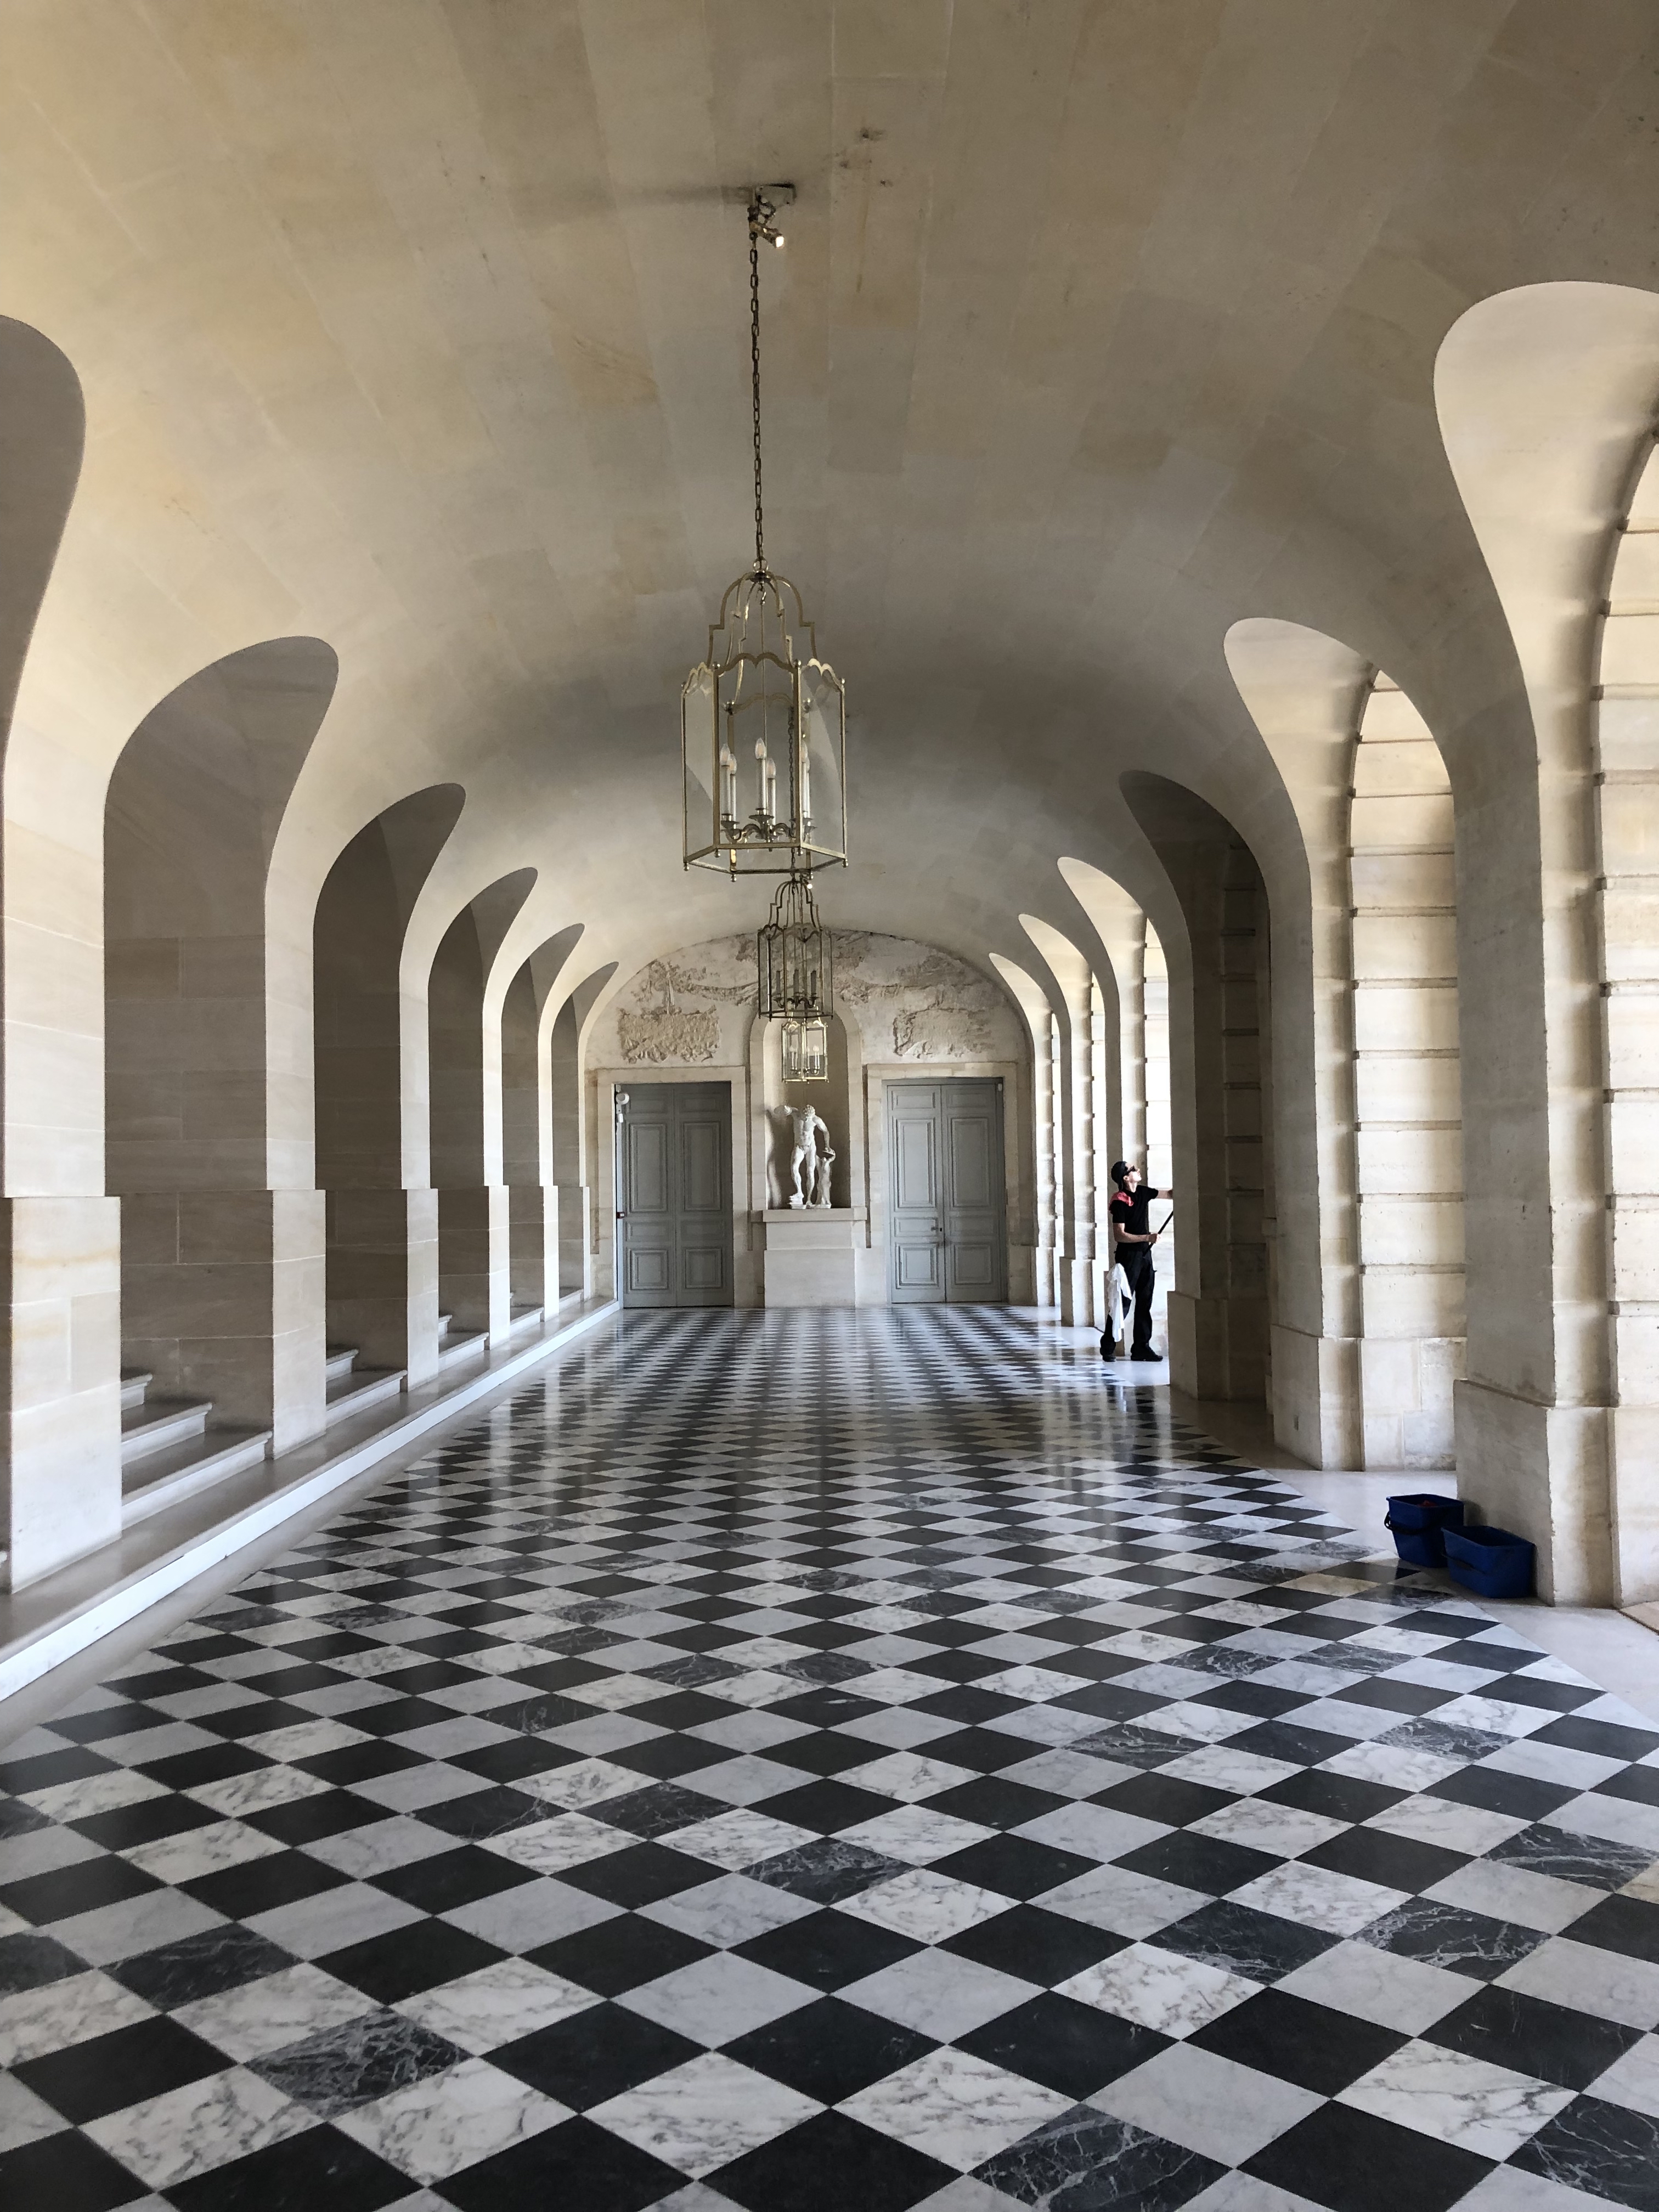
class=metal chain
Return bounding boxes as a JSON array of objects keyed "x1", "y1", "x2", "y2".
[{"x1": 749, "y1": 194, "x2": 765, "y2": 574}]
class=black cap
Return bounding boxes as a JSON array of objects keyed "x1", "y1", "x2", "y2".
[{"x1": 1110, "y1": 1160, "x2": 1131, "y2": 1186}]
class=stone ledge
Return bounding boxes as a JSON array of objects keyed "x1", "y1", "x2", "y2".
[{"x1": 0, "y1": 1294, "x2": 620, "y2": 1704}]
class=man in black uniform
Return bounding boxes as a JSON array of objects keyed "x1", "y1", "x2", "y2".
[{"x1": 1104, "y1": 1159, "x2": 1169, "y2": 1362}]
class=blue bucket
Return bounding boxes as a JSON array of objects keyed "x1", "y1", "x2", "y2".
[
  {"x1": 1443, "y1": 1522, "x2": 1534, "y2": 1600},
  {"x1": 1384, "y1": 1493, "x2": 1464, "y2": 1569}
]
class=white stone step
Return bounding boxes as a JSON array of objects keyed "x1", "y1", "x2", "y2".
[
  {"x1": 121, "y1": 1397, "x2": 212, "y2": 1466},
  {"x1": 437, "y1": 1312, "x2": 454, "y2": 1345},
  {"x1": 437, "y1": 1328, "x2": 488, "y2": 1374},
  {"x1": 119, "y1": 1370, "x2": 153, "y2": 1414},
  {"x1": 324, "y1": 1345, "x2": 359, "y2": 1385},
  {"x1": 509, "y1": 1304, "x2": 543, "y2": 1335},
  {"x1": 121, "y1": 1426, "x2": 272, "y2": 1527},
  {"x1": 325, "y1": 1366, "x2": 405, "y2": 1429}
]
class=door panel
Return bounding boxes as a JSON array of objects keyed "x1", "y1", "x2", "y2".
[
  {"x1": 888, "y1": 1079, "x2": 1007, "y2": 1305},
  {"x1": 621, "y1": 1083, "x2": 733, "y2": 1308},
  {"x1": 889, "y1": 1084, "x2": 943, "y2": 1304}
]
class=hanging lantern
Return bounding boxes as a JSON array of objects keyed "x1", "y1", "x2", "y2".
[
  {"x1": 680, "y1": 189, "x2": 848, "y2": 880},
  {"x1": 759, "y1": 873, "x2": 832, "y2": 1084}
]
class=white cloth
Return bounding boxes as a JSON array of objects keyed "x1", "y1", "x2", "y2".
[{"x1": 1105, "y1": 1263, "x2": 1132, "y2": 1350}]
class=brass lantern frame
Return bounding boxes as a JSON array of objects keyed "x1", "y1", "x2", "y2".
[
  {"x1": 682, "y1": 572, "x2": 847, "y2": 877},
  {"x1": 758, "y1": 872, "x2": 832, "y2": 1082}
]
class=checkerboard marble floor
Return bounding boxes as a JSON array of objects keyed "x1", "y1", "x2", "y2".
[{"x1": 3, "y1": 1308, "x2": 1658, "y2": 2212}]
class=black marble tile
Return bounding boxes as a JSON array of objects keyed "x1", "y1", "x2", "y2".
[
  {"x1": 252, "y1": 2009, "x2": 465, "y2": 2115},
  {"x1": 529, "y1": 1912, "x2": 711, "y2": 1996},
  {"x1": 0, "y1": 2126, "x2": 150, "y2": 2212},
  {"x1": 166, "y1": 2121, "x2": 409, "y2": 2212},
  {"x1": 439, "y1": 2116, "x2": 684, "y2": 2212},
  {"x1": 1244, "y1": 2098, "x2": 1492, "y2": 2211},
  {"x1": 1192, "y1": 1987, "x2": 1405, "y2": 2095},
  {"x1": 735, "y1": 1904, "x2": 919, "y2": 1990},
  {"x1": 1359, "y1": 1897, "x2": 1545, "y2": 1980},
  {"x1": 725, "y1": 1994, "x2": 934, "y2": 2102},
  {"x1": 113, "y1": 1922, "x2": 294, "y2": 2007},
  {"x1": 958, "y1": 1992, "x2": 1167, "y2": 2100},
  {"x1": 16, "y1": 2014, "x2": 228, "y2": 2123},
  {"x1": 1511, "y1": 2094, "x2": 1659, "y2": 2211},
  {"x1": 491, "y1": 2000, "x2": 701, "y2": 2107},
  {"x1": 975, "y1": 2105, "x2": 1225, "y2": 2212},
  {"x1": 1149, "y1": 1898, "x2": 1337, "y2": 1984},
  {"x1": 1428, "y1": 1983, "x2": 1642, "y2": 2090},
  {"x1": 712, "y1": 2108, "x2": 953, "y2": 2212}
]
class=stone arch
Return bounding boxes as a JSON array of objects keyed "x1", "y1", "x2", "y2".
[
  {"x1": 313, "y1": 785, "x2": 465, "y2": 1386},
  {"x1": 989, "y1": 953, "x2": 1059, "y2": 1309},
  {"x1": 1020, "y1": 916, "x2": 1100, "y2": 1325},
  {"x1": 105, "y1": 637, "x2": 338, "y2": 1470},
  {"x1": 502, "y1": 923, "x2": 584, "y2": 1322},
  {"x1": 1436, "y1": 280, "x2": 1659, "y2": 1601},
  {"x1": 0, "y1": 317, "x2": 93, "y2": 1583},
  {"x1": 1225, "y1": 618, "x2": 1467, "y2": 1470},
  {"x1": 428, "y1": 870, "x2": 537, "y2": 1348},
  {"x1": 1123, "y1": 774, "x2": 1273, "y2": 1404}
]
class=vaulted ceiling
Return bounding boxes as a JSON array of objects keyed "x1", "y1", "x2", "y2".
[{"x1": 6, "y1": 1, "x2": 1659, "y2": 997}]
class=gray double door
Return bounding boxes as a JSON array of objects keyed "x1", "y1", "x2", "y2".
[
  {"x1": 888, "y1": 1079, "x2": 1007, "y2": 1304},
  {"x1": 619, "y1": 1082, "x2": 734, "y2": 1308}
]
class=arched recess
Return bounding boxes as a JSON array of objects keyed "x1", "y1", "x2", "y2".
[
  {"x1": 1226, "y1": 619, "x2": 1467, "y2": 1470},
  {"x1": 1596, "y1": 428, "x2": 1659, "y2": 1606},
  {"x1": 988, "y1": 953, "x2": 1056, "y2": 1308},
  {"x1": 1020, "y1": 916, "x2": 1100, "y2": 1326},
  {"x1": 558, "y1": 963, "x2": 617, "y2": 1299},
  {"x1": 428, "y1": 870, "x2": 537, "y2": 1350},
  {"x1": 106, "y1": 637, "x2": 337, "y2": 1470},
  {"x1": 1436, "y1": 281, "x2": 1659, "y2": 1602},
  {"x1": 313, "y1": 785, "x2": 464, "y2": 1390},
  {"x1": 1123, "y1": 774, "x2": 1273, "y2": 1404},
  {"x1": 501, "y1": 922, "x2": 583, "y2": 1323},
  {"x1": 0, "y1": 316, "x2": 93, "y2": 1585}
]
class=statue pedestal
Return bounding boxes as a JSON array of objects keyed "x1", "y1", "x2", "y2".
[{"x1": 761, "y1": 1208, "x2": 864, "y2": 1307}]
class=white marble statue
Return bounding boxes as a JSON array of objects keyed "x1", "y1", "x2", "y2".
[{"x1": 785, "y1": 1103, "x2": 834, "y2": 1209}]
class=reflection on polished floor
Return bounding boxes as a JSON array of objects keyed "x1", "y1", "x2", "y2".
[{"x1": 2, "y1": 1310, "x2": 1657, "y2": 2212}]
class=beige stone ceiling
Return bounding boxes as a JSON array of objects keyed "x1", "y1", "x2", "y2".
[{"x1": 6, "y1": 0, "x2": 1659, "y2": 1000}]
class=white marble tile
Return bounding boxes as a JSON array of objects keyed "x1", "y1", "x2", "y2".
[
  {"x1": 589, "y1": 2052, "x2": 819, "y2": 2179},
  {"x1": 1057, "y1": 1943, "x2": 1257, "y2": 2037},
  {"x1": 839, "y1": 1867, "x2": 1010, "y2": 1943},
  {"x1": 0, "y1": 1826, "x2": 106, "y2": 1881},
  {"x1": 247, "y1": 1881, "x2": 424, "y2": 1960},
  {"x1": 1037, "y1": 1863, "x2": 1210, "y2": 1938},
  {"x1": 642, "y1": 1872, "x2": 818, "y2": 1948},
  {"x1": 1092, "y1": 2041, "x2": 1323, "y2": 2165},
  {"x1": 560, "y1": 1673, "x2": 667, "y2": 1711},
  {"x1": 127, "y1": 1818, "x2": 287, "y2": 1884},
  {"x1": 842, "y1": 2048, "x2": 1071, "y2": 2171},
  {"x1": 664, "y1": 1808, "x2": 816, "y2": 1871},
  {"x1": 1014, "y1": 1802, "x2": 1167, "y2": 1862},
  {"x1": 239, "y1": 1719, "x2": 374, "y2": 1764},
  {"x1": 1362, "y1": 1793, "x2": 1529, "y2": 1856},
  {"x1": 1317, "y1": 1740, "x2": 1464, "y2": 1793},
  {"x1": 177, "y1": 1963, "x2": 379, "y2": 2061},
  {"x1": 1227, "y1": 1861, "x2": 1408, "y2": 1937},
  {"x1": 1551, "y1": 1792, "x2": 1659, "y2": 1855},
  {"x1": 1483, "y1": 1741, "x2": 1626, "y2": 1793},
  {"x1": 1274, "y1": 1937, "x2": 1472, "y2": 2034},
  {"x1": 48, "y1": 1887, "x2": 227, "y2": 1966},
  {"x1": 516, "y1": 1756, "x2": 643, "y2": 1811},
  {"x1": 1188, "y1": 1798, "x2": 1347, "y2": 1859},
  {"x1": 1000, "y1": 1748, "x2": 1132, "y2": 1798},
  {"x1": 395, "y1": 1959, "x2": 597, "y2": 2053},
  {"x1": 622, "y1": 1950, "x2": 812, "y2": 2042},
  {"x1": 833, "y1": 1706, "x2": 958, "y2": 1752},
  {"x1": 85, "y1": 2066, "x2": 313, "y2": 2190},
  {"x1": 841, "y1": 1750, "x2": 978, "y2": 1802},
  {"x1": 23, "y1": 1767, "x2": 171, "y2": 1820},
  {"x1": 1157, "y1": 1745, "x2": 1300, "y2": 1796},
  {"x1": 336, "y1": 2057, "x2": 567, "y2": 2182},
  {"x1": 1588, "y1": 2032, "x2": 1659, "y2": 2119},
  {"x1": 840, "y1": 1805, "x2": 996, "y2": 1865},
  {"x1": 349, "y1": 1763, "x2": 494, "y2": 1814},
  {"x1": 185, "y1": 1765, "x2": 335, "y2": 1819},
  {"x1": 0, "y1": 2068, "x2": 66, "y2": 2151},
  {"x1": 843, "y1": 1949, "x2": 1039, "y2": 2040},
  {"x1": 1497, "y1": 1936, "x2": 1659, "y2": 2029},
  {"x1": 304, "y1": 1815, "x2": 460, "y2": 1881},
  {"x1": 1423, "y1": 1860, "x2": 1598, "y2": 1935},
  {"x1": 1454, "y1": 2168, "x2": 1624, "y2": 2212},
  {"x1": 1183, "y1": 2172, "x2": 1329, "y2": 2212},
  {"x1": 443, "y1": 1874, "x2": 621, "y2": 1950},
  {"x1": 1339, "y1": 2039, "x2": 1575, "y2": 2159},
  {"x1": 480, "y1": 1812, "x2": 635, "y2": 1875},
  {"x1": 977, "y1": 1665, "x2": 1093, "y2": 1703},
  {"x1": 686, "y1": 1708, "x2": 811, "y2": 1753}
]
